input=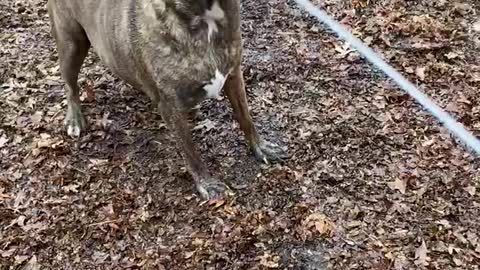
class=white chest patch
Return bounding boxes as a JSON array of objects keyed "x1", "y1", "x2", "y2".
[
  {"x1": 203, "y1": 69, "x2": 227, "y2": 99},
  {"x1": 204, "y1": 1, "x2": 225, "y2": 41}
]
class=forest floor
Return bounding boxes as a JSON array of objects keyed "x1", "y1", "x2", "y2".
[{"x1": 1, "y1": 0, "x2": 480, "y2": 269}]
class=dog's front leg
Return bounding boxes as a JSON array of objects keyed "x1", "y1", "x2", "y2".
[
  {"x1": 157, "y1": 95, "x2": 226, "y2": 199},
  {"x1": 224, "y1": 65, "x2": 288, "y2": 163}
]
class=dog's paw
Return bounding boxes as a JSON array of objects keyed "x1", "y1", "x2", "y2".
[
  {"x1": 253, "y1": 138, "x2": 288, "y2": 164},
  {"x1": 65, "y1": 107, "x2": 86, "y2": 138},
  {"x1": 196, "y1": 179, "x2": 227, "y2": 200}
]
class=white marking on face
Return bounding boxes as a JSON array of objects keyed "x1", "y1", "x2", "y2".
[
  {"x1": 203, "y1": 69, "x2": 227, "y2": 99},
  {"x1": 204, "y1": 1, "x2": 224, "y2": 41}
]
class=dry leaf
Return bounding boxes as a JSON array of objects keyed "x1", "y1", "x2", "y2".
[
  {"x1": 62, "y1": 184, "x2": 80, "y2": 193},
  {"x1": 473, "y1": 20, "x2": 480, "y2": 32},
  {"x1": 445, "y1": 51, "x2": 460, "y2": 59},
  {"x1": 414, "y1": 240, "x2": 429, "y2": 266},
  {"x1": 22, "y1": 255, "x2": 41, "y2": 270},
  {"x1": 101, "y1": 113, "x2": 112, "y2": 128},
  {"x1": 89, "y1": 159, "x2": 109, "y2": 168},
  {"x1": 35, "y1": 133, "x2": 63, "y2": 149},
  {"x1": 415, "y1": 66, "x2": 426, "y2": 81},
  {"x1": 0, "y1": 193, "x2": 12, "y2": 201},
  {"x1": 259, "y1": 253, "x2": 280, "y2": 268},
  {"x1": 22, "y1": 221, "x2": 48, "y2": 232},
  {"x1": 14, "y1": 190, "x2": 26, "y2": 209},
  {"x1": 304, "y1": 213, "x2": 335, "y2": 237},
  {"x1": 0, "y1": 135, "x2": 9, "y2": 148},
  {"x1": 85, "y1": 80, "x2": 95, "y2": 102},
  {"x1": 416, "y1": 186, "x2": 427, "y2": 198},
  {"x1": 208, "y1": 199, "x2": 225, "y2": 208},
  {"x1": 1, "y1": 249, "x2": 15, "y2": 258},
  {"x1": 436, "y1": 219, "x2": 451, "y2": 229},
  {"x1": 15, "y1": 255, "x2": 29, "y2": 265},
  {"x1": 453, "y1": 257, "x2": 464, "y2": 266},
  {"x1": 387, "y1": 178, "x2": 406, "y2": 194},
  {"x1": 464, "y1": 186, "x2": 476, "y2": 196},
  {"x1": 193, "y1": 119, "x2": 216, "y2": 131},
  {"x1": 184, "y1": 251, "x2": 195, "y2": 259},
  {"x1": 30, "y1": 111, "x2": 43, "y2": 124}
]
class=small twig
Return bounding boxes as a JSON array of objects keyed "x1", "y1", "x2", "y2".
[
  {"x1": 70, "y1": 166, "x2": 88, "y2": 175},
  {"x1": 87, "y1": 219, "x2": 121, "y2": 227},
  {"x1": 0, "y1": 193, "x2": 13, "y2": 200},
  {"x1": 49, "y1": 108, "x2": 63, "y2": 123}
]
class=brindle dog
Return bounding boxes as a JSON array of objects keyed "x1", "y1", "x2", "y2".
[{"x1": 47, "y1": 0, "x2": 287, "y2": 199}]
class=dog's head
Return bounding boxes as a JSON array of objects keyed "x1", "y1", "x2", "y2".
[
  {"x1": 143, "y1": 0, "x2": 233, "y2": 42},
  {"x1": 146, "y1": 0, "x2": 225, "y2": 26},
  {"x1": 170, "y1": 0, "x2": 218, "y2": 17}
]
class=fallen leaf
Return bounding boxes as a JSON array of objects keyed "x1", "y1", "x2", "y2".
[
  {"x1": 85, "y1": 80, "x2": 95, "y2": 102},
  {"x1": 0, "y1": 193, "x2": 12, "y2": 201},
  {"x1": 259, "y1": 252, "x2": 280, "y2": 268},
  {"x1": 14, "y1": 190, "x2": 26, "y2": 208},
  {"x1": 22, "y1": 221, "x2": 48, "y2": 232},
  {"x1": 414, "y1": 240, "x2": 429, "y2": 266},
  {"x1": 101, "y1": 112, "x2": 112, "y2": 128},
  {"x1": 304, "y1": 213, "x2": 336, "y2": 237},
  {"x1": 387, "y1": 178, "x2": 406, "y2": 194},
  {"x1": 35, "y1": 133, "x2": 64, "y2": 149},
  {"x1": 0, "y1": 135, "x2": 9, "y2": 148},
  {"x1": 436, "y1": 219, "x2": 451, "y2": 229},
  {"x1": 12, "y1": 171, "x2": 22, "y2": 180},
  {"x1": 473, "y1": 20, "x2": 480, "y2": 32},
  {"x1": 445, "y1": 51, "x2": 460, "y2": 59},
  {"x1": 208, "y1": 199, "x2": 225, "y2": 209},
  {"x1": 30, "y1": 111, "x2": 43, "y2": 124},
  {"x1": 453, "y1": 257, "x2": 464, "y2": 266},
  {"x1": 184, "y1": 251, "x2": 195, "y2": 259},
  {"x1": 193, "y1": 119, "x2": 216, "y2": 132},
  {"x1": 415, "y1": 66, "x2": 426, "y2": 81},
  {"x1": 346, "y1": 220, "x2": 363, "y2": 229},
  {"x1": 464, "y1": 186, "x2": 476, "y2": 196},
  {"x1": 15, "y1": 255, "x2": 29, "y2": 266},
  {"x1": 416, "y1": 186, "x2": 427, "y2": 199},
  {"x1": 62, "y1": 184, "x2": 80, "y2": 193},
  {"x1": 1, "y1": 249, "x2": 16, "y2": 258},
  {"x1": 89, "y1": 159, "x2": 109, "y2": 168}
]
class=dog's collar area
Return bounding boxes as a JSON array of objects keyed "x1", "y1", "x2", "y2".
[{"x1": 203, "y1": 69, "x2": 227, "y2": 99}]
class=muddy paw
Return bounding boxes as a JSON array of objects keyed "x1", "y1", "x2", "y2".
[
  {"x1": 196, "y1": 179, "x2": 227, "y2": 200},
  {"x1": 253, "y1": 138, "x2": 288, "y2": 164},
  {"x1": 64, "y1": 106, "x2": 86, "y2": 138}
]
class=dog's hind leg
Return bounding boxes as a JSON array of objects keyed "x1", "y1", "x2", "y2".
[{"x1": 48, "y1": 2, "x2": 90, "y2": 137}]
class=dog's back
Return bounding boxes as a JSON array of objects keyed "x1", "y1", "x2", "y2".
[{"x1": 48, "y1": 0, "x2": 146, "y2": 89}]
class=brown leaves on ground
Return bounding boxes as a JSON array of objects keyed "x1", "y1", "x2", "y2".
[
  {"x1": 1, "y1": 0, "x2": 480, "y2": 269},
  {"x1": 301, "y1": 213, "x2": 336, "y2": 240}
]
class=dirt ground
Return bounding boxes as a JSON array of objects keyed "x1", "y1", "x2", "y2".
[{"x1": 1, "y1": 0, "x2": 480, "y2": 269}]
